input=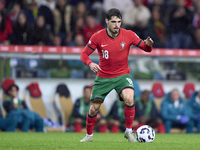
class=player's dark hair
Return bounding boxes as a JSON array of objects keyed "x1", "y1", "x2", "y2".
[
  {"x1": 84, "y1": 85, "x2": 91, "y2": 91},
  {"x1": 106, "y1": 8, "x2": 122, "y2": 20},
  {"x1": 8, "y1": 84, "x2": 19, "y2": 92}
]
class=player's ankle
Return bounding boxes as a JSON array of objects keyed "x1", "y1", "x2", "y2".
[
  {"x1": 86, "y1": 134, "x2": 93, "y2": 137},
  {"x1": 125, "y1": 128, "x2": 132, "y2": 132}
]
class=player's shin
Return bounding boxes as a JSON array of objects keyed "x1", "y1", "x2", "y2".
[
  {"x1": 86, "y1": 113, "x2": 97, "y2": 136},
  {"x1": 124, "y1": 104, "x2": 135, "y2": 131}
]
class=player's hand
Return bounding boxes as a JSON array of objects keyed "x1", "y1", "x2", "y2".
[
  {"x1": 89, "y1": 62, "x2": 102, "y2": 73},
  {"x1": 144, "y1": 37, "x2": 154, "y2": 46}
]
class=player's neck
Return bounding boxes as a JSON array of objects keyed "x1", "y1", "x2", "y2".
[{"x1": 106, "y1": 28, "x2": 119, "y2": 38}]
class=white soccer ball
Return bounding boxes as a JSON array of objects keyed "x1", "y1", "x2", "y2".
[{"x1": 136, "y1": 125, "x2": 155, "y2": 143}]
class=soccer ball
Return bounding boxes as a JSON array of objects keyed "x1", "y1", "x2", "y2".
[{"x1": 136, "y1": 125, "x2": 155, "y2": 143}]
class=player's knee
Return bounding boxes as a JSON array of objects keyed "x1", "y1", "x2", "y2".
[
  {"x1": 99, "y1": 119, "x2": 107, "y2": 125},
  {"x1": 124, "y1": 95, "x2": 134, "y2": 106},
  {"x1": 74, "y1": 118, "x2": 82, "y2": 124},
  {"x1": 156, "y1": 118, "x2": 163, "y2": 125},
  {"x1": 89, "y1": 106, "x2": 98, "y2": 116},
  {"x1": 113, "y1": 120, "x2": 120, "y2": 126}
]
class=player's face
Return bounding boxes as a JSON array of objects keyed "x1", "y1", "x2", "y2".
[
  {"x1": 170, "y1": 90, "x2": 180, "y2": 102},
  {"x1": 83, "y1": 88, "x2": 91, "y2": 102},
  {"x1": 106, "y1": 16, "x2": 121, "y2": 34}
]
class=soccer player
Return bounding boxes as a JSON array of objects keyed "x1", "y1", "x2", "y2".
[{"x1": 80, "y1": 8, "x2": 154, "y2": 142}]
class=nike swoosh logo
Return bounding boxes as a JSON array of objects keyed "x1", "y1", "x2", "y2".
[{"x1": 101, "y1": 44, "x2": 108, "y2": 47}]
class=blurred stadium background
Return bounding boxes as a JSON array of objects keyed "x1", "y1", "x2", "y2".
[{"x1": 0, "y1": 0, "x2": 200, "y2": 135}]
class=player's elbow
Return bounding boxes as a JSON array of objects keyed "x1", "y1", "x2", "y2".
[
  {"x1": 80, "y1": 52, "x2": 85, "y2": 62},
  {"x1": 148, "y1": 48, "x2": 152, "y2": 52},
  {"x1": 146, "y1": 46, "x2": 152, "y2": 52}
]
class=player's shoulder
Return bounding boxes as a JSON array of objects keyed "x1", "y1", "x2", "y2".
[
  {"x1": 121, "y1": 28, "x2": 140, "y2": 39},
  {"x1": 93, "y1": 28, "x2": 106, "y2": 37},
  {"x1": 120, "y1": 28, "x2": 135, "y2": 35}
]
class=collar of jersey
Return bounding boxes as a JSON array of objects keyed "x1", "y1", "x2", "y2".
[{"x1": 106, "y1": 28, "x2": 120, "y2": 39}]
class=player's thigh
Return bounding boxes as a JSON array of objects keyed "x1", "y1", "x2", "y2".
[
  {"x1": 91, "y1": 76, "x2": 114, "y2": 102},
  {"x1": 114, "y1": 74, "x2": 134, "y2": 100}
]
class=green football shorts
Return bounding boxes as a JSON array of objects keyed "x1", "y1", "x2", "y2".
[{"x1": 90, "y1": 74, "x2": 134, "y2": 102}]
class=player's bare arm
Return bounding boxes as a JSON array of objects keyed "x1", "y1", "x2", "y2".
[{"x1": 89, "y1": 62, "x2": 101, "y2": 73}]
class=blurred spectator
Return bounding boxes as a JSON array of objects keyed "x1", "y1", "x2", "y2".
[
  {"x1": 53, "y1": 35, "x2": 62, "y2": 46},
  {"x1": 134, "y1": 90, "x2": 165, "y2": 133},
  {"x1": 34, "y1": 0, "x2": 56, "y2": 10},
  {"x1": 161, "y1": 89, "x2": 189, "y2": 133},
  {"x1": 6, "y1": 0, "x2": 25, "y2": 13},
  {"x1": 148, "y1": 8, "x2": 167, "y2": 48},
  {"x1": 187, "y1": 91, "x2": 200, "y2": 133},
  {"x1": 189, "y1": 27, "x2": 200, "y2": 49},
  {"x1": 103, "y1": 0, "x2": 133, "y2": 14},
  {"x1": 123, "y1": 0, "x2": 151, "y2": 39},
  {"x1": 83, "y1": 14, "x2": 103, "y2": 44},
  {"x1": 9, "y1": 11, "x2": 31, "y2": 45},
  {"x1": 7, "y1": 2, "x2": 21, "y2": 24},
  {"x1": 24, "y1": 1, "x2": 39, "y2": 26},
  {"x1": 73, "y1": 1, "x2": 88, "y2": 21},
  {"x1": 168, "y1": 0, "x2": 193, "y2": 49},
  {"x1": 3, "y1": 84, "x2": 43, "y2": 132},
  {"x1": 0, "y1": 11, "x2": 12, "y2": 45},
  {"x1": 74, "y1": 34, "x2": 85, "y2": 46},
  {"x1": 53, "y1": 0, "x2": 73, "y2": 45},
  {"x1": 29, "y1": 15, "x2": 51, "y2": 45},
  {"x1": 71, "y1": 86, "x2": 107, "y2": 133},
  {"x1": 106, "y1": 101, "x2": 120, "y2": 133},
  {"x1": 72, "y1": 16, "x2": 84, "y2": 41},
  {"x1": 147, "y1": 0, "x2": 166, "y2": 20},
  {"x1": 0, "y1": 0, "x2": 5, "y2": 13},
  {"x1": 0, "y1": 116, "x2": 18, "y2": 131},
  {"x1": 69, "y1": 0, "x2": 92, "y2": 9},
  {"x1": 38, "y1": 0, "x2": 55, "y2": 34},
  {"x1": 90, "y1": 0, "x2": 104, "y2": 24},
  {"x1": 192, "y1": 5, "x2": 200, "y2": 28}
]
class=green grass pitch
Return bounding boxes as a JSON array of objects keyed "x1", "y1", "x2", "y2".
[{"x1": 0, "y1": 133, "x2": 199, "y2": 150}]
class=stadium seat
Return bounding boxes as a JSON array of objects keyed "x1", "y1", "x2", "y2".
[
  {"x1": 54, "y1": 84, "x2": 74, "y2": 127},
  {"x1": 183, "y1": 82, "x2": 195, "y2": 99},
  {"x1": 151, "y1": 82, "x2": 165, "y2": 112},
  {"x1": 25, "y1": 82, "x2": 47, "y2": 118},
  {"x1": 25, "y1": 82, "x2": 64, "y2": 132}
]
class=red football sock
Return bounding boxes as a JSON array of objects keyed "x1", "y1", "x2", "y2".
[
  {"x1": 157, "y1": 124, "x2": 166, "y2": 133},
  {"x1": 111, "y1": 125, "x2": 119, "y2": 133},
  {"x1": 86, "y1": 113, "x2": 97, "y2": 135},
  {"x1": 99, "y1": 124, "x2": 107, "y2": 133},
  {"x1": 124, "y1": 104, "x2": 135, "y2": 129},
  {"x1": 74, "y1": 123, "x2": 82, "y2": 132}
]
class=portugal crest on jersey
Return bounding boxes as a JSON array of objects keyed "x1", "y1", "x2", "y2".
[{"x1": 120, "y1": 41, "x2": 126, "y2": 51}]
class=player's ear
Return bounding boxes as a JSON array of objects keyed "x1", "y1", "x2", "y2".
[{"x1": 105, "y1": 19, "x2": 108, "y2": 24}]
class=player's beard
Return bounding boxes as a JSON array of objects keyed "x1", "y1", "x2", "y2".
[{"x1": 109, "y1": 27, "x2": 119, "y2": 34}]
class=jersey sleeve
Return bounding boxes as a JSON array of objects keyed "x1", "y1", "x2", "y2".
[
  {"x1": 129, "y1": 31, "x2": 143, "y2": 47},
  {"x1": 129, "y1": 31, "x2": 152, "y2": 52},
  {"x1": 86, "y1": 32, "x2": 98, "y2": 51},
  {"x1": 80, "y1": 32, "x2": 99, "y2": 66}
]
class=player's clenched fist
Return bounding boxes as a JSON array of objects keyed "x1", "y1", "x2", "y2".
[
  {"x1": 144, "y1": 37, "x2": 154, "y2": 46},
  {"x1": 89, "y1": 62, "x2": 102, "y2": 73}
]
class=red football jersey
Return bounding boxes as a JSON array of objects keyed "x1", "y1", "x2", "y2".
[{"x1": 82, "y1": 28, "x2": 152, "y2": 78}]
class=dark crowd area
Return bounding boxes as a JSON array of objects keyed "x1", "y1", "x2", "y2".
[{"x1": 0, "y1": 0, "x2": 200, "y2": 49}]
